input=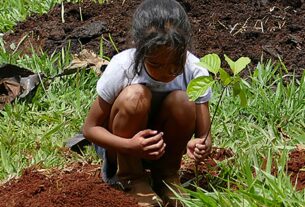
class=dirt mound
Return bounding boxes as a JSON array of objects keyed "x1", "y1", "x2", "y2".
[
  {"x1": 3, "y1": 0, "x2": 305, "y2": 76},
  {"x1": 180, "y1": 147, "x2": 234, "y2": 191},
  {"x1": 0, "y1": 147, "x2": 304, "y2": 206},
  {"x1": 0, "y1": 163, "x2": 139, "y2": 207},
  {"x1": 288, "y1": 148, "x2": 305, "y2": 190},
  {"x1": 181, "y1": 147, "x2": 305, "y2": 191}
]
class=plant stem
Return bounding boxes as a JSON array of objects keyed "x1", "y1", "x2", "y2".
[
  {"x1": 195, "y1": 85, "x2": 229, "y2": 186},
  {"x1": 207, "y1": 85, "x2": 228, "y2": 138},
  {"x1": 195, "y1": 162, "x2": 199, "y2": 186}
]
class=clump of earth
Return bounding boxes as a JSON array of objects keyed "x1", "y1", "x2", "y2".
[
  {"x1": 3, "y1": 0, "x2": 305, "y2": 77},
  {"x1": 1, "y1": 147, "x2": 305, "y2": 207}
]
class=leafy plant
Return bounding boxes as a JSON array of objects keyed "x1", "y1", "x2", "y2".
[
  {"x1": 187, "y1": 54, "x2": 251, "y2": 136},
  {"x1": 187, "y1": 53, "x2": 251, "y2": 184},
  {"x1": 187, "y1": 53, "x2": 251, "y2": 105}
]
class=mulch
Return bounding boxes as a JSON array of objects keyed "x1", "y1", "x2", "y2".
[{"x1": 3, "y1": 0, "x2": 305, "y2": 77}]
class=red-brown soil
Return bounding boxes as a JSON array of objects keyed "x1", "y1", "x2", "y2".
[
  {"x1": 3, "y1": 0, "x2": 305, "y2": 77},
  {"x1": 287, "y1": 148, "x2": 305, "y2": 191},
  {"x1": 0, "y1": 163, "x2": 139, "y2": 207},
  {"x1": 180, "y1": 147, "x2": 234, "y2": 191},
  {"x1": 1, "y1": 147, "x2": 304, "y2": 206}
]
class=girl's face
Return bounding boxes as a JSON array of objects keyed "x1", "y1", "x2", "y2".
[{"x1": 144, "y1": 46, "x2": 186, "y2": 83}]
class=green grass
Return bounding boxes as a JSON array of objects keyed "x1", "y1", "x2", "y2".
[
  {"x1": 178, "y1": 63, "x2": 305, "y2": 206},
  {"x1": 0, "y1": 0, "x2": 61, "y2": 32},
  {"x1": 0, "y1": 0, "x2": 102, "y2": 180},
  {"x1": 0, "y1": 0, "x2": 108, "y2": 32},
  {"x1": 1, "y1": 1, "x2": 305, "y2": 206},
  {"x1": 0, "y1": 47, "x2": 100, "y2": 180}
]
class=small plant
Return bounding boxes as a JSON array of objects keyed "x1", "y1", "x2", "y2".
[
  {"x1": 187, "y1": 53, "x2": 251, "y2": 105},
  {"x1": 187, "y1": 53, "x2": 251, "y2": 184}
]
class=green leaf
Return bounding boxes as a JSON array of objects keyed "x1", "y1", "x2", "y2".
[
  {"x1": 197, "y1": 53, "x2": 221, "y2": 75},
  {"x1": 241, "y1": 78, "x2": 251, "y2": 88},
  {"x1": 184, "y1": 188, "x2": 218, "y2": 207},
  {"x1": 0, "y1": 144, "x2": 14, "y2": 174},
  {"x1": 232, "y1": 76, "x2": 241, "y2": 85},
  {"x1": 224, "y1": 54, "x2": 251, "y2": 76},
  {"x1": 187, "y1": 76, "x2": 214, "y2": 101},
  {"x1": 42, "y1": 122, "x2": 64, "y2": 139},
  {"x1": 233, "y1": 82, "x2": 241, "y2": 97},
  {"x1": 266, "y1": 148, "x2": 272, "y2": 175},
  {"x1": 239, "y1": 89, "x2": 247, "y2": 107},
  {"x1": 219, "y1": 68, "x2": 231, "y2": 86},
  {"x1": 233, "y1": 82, "x2": 247, "y2": 107}
]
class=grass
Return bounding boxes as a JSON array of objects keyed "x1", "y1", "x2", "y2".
[
  {"x1": 0, "y1": 0, "x2": 102, "y2": 181},
  {"x1": 1, "y1": 0, "x2": 305, "y2": 206},
  {"x1": 0, "y1": 0, "x2": 107, "y2": 32},
  {"x1": 177, "y1": 62, "x2": 305, "y2": 206},
  {"x1": 0, "y1": 48, "x2": 100, "y2": 180},
  {"x1": 0, "y1": 0, "x2": 60, "y2": 32}
]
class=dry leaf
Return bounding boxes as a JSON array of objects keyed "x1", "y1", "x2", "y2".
[
  {"x1": 0, "y1": 77, "x2": 21, "y2": 109},
  {"x1": 65, "y1": 49, "x2": 109, "y2": 76},
  {"x1": 296, "y1": 144, "x2": 305, "y2": 151}
]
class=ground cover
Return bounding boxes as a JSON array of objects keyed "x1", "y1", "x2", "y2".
[
  {"x1": 0, "y1": 0, "x2": 305, "y2": 206},
  {"x1": 3, "y1": 0, "x2": 305, "y2": 76},
  {"x1": 1, "y1": 147, "x2": 305, "y2": 206},
  {"x1": 0, "y1": 162, "x2": 139, "y2": 207}
]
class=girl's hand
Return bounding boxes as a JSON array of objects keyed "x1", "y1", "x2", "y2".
[
  {"x1": 186, "y1": 136, "x2": 212, "y2": 162},
  {"x1": 128, "y1": 129, "x2": 166, "y2": 160}
]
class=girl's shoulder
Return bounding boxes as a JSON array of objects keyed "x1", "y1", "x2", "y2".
[
  {"x1": 185, "y1": 51, "x2": 202, "y2": 70},
  {"x1": 185, "y1": 51, "x2": 209, "y2": 76},
  {"x1": 185, "y1": 51, "x2": 203, "y2": 70},
  {"x1": 102, "y1": 48, "x2": 136, "y2": 76},
  {"x1": 186, "y1": 51, "x2": 200, "y2": 63},
  {"x1": 110, "y1": 48, "x2": 136, "y2": 66}
]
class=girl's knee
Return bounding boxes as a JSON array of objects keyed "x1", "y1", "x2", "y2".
[{"x1": 115, "y1": 84, "x2": 152, "y2": 116}]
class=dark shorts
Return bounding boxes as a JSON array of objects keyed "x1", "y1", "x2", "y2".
[{"x1": 94, "y1": 144, "x2": 118, "y2": 184}]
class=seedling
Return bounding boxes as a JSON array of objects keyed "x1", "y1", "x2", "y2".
[{"x1": 187, "y1": 53, "x2": 251, "y2": 185}]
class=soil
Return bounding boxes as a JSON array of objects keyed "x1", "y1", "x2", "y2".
[
  {"x1": 180, "y1": 147, "x2": 235, "y2": 191},
  {"x1": 0, "y1": 163, "x2": 139, "y2": 207},
  {"x1": 3, "y1": 0, "x2": 305, "y2": 77},
  {"x1": 1, "y1": 147, "x2": 305, "y2": 206},
  {"x1": 287, "y1": 148, "x2": 305, "y2": 191}
]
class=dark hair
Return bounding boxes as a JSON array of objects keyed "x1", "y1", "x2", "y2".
[{"x1": 132, "y1": 0, "x2": 191, "y2": 74}]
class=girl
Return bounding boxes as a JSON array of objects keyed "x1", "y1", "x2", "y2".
[{"x1": 83, "y1": 0, "x2": 212, "y2": 206}]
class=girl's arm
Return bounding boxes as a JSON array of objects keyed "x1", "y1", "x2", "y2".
[
  {"x1": 83, "y1": 96, "x2": 165, "y2": 160},
  {"x1": 187, "y1": 102, "x2": 212, "y2": 161},
  {"x1": 83, "y1": 96, "x2": 129, "y2": 153}
]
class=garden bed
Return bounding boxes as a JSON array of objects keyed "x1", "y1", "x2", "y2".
[
  {"x1": 1, "y1": 147, "x2": 304, "y2": 206},
  {"x1": 3, "y1": 0, "x2": 305, "y2": 76}
]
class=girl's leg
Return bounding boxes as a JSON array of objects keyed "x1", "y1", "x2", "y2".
[
  {"x1": 109, "y1": 84, "x2": 151, "y2": 138},
  {"x1": 106, "y1": 84, "x2": 162, "y2": 206},
  {"x1": 108, "y1": 84, "x2": 151, "y2": 179},
  {"x1": 152, "y1": 90, "x2": 196, "y2": 175},
  {"x1": 151, "y1": 90, "x2": 196, "y2": 206}
]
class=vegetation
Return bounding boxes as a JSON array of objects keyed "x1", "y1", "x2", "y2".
[
  {"x1": 181, "y1": 59, "x2": 305, "y2": 206},
  {"x1": 0, "y1": 0, "x2": 101, "y2": 182},
  {"x1": 1, "y1": 0, "x2": 305, "y2": 206}
]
